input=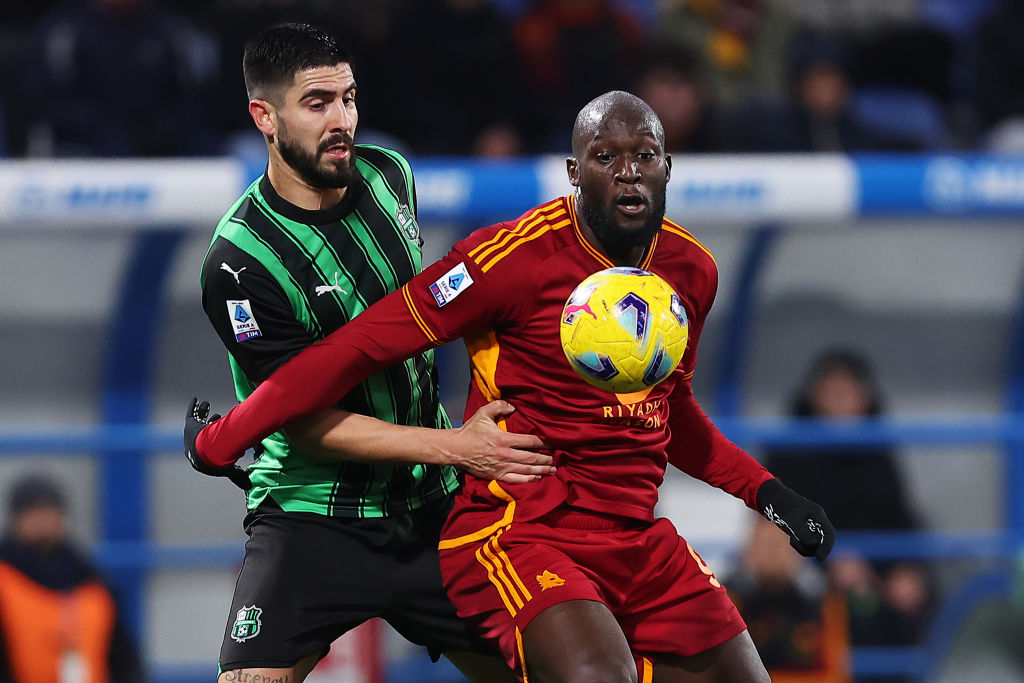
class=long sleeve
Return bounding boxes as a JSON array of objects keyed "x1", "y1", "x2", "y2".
[
  {"x1": 666, "y1": 382, "x2": 773, "y2": 509},
  {"x1": 197, "y1": 245, "x2": 516, "y2": 468},
  {"x1": 197, "y1": 284, "x2": 436, "y2": 466}
]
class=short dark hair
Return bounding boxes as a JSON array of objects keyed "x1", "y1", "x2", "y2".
[
  {"x1": 242, "y1": 23, "x2": 352, "y2": 104},
  {"x1": 9, "y1": 475, "x2": 66, "y2": 517}
]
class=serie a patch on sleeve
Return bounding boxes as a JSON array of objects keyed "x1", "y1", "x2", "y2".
[
  {"x1": 227, "y1": 299, "x2": 262, "y2": 341},
  {"x1": 428, "y1": 262, "x2": 474, "y2": 308}
]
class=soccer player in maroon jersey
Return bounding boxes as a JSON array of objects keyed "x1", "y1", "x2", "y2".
[{"x1": 187, "y1": 91, "x2": 836, "y2": 682}]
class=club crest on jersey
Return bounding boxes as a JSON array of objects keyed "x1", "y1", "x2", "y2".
[
  {"x1": 227, "y1": 299, "x2": 262, "y2": 341},
  {"x1": 396, "y1": 202, "x2": 419, "y2": 242},
  {"x1": 230, "y1": 605, "x2": 262, "y2": 642},
  {"x1": 429, "y1": 262, "x2": 474, "y2": 308}
]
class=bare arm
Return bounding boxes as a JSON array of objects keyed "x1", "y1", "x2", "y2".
[{"x1": 289, "y1": 400, "x2": 554, "y2": 484}]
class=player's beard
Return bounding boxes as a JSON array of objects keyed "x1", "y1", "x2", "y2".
[
  {"x1": 579, "y1": 184, "x2": 667, "y2": 254},
  {"x1": 277, "y1": 124, "x2": 358, "y2": 190}
]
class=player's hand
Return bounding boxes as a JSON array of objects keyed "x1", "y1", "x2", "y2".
[
  {"x1": 450, "y1": 401, "x2": 555, "y2": 484},
  {"x1": 756, "y1": 478, "x2": 836, "y2": 561},
  {"x1": 184, "y1": 398, "x2": 251, "y2": 491}
]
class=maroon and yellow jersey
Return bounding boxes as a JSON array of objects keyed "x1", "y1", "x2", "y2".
[{"x1": 199, "y1": 197, "x2": 772, "y2": 533}]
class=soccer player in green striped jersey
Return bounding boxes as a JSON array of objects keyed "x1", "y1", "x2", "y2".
[{"x1": 187, "y1": 23, "x2": 551, "y2": 682}]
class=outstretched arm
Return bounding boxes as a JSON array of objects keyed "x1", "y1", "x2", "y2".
[
  {"x1": 666, "y1": 382, "x2": 835, "y2": 560},
  {"x1": 195, "y1": 283, "x2": 442, "y2": 468},
  {"x1": 666, "y1": 382, "x2": 773, "y2": 508},
  {"x1": 291, "y1": 400, "x2": 553, "y2": 483}
]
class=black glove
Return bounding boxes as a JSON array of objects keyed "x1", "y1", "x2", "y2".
[
  {"x1": 756, "y1": 478, "x2": 836, "y2": 560},
  {"x1": 184, "y1": 397, "x2": 251, "y2": 491}
]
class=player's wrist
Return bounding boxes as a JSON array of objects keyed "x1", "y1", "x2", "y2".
[{"x1": 755, "y1": 477, "x2": 786, "y2": 513}]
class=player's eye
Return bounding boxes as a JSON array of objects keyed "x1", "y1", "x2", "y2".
[
  {"x1": 596, "y1": 153, "x2": 614, "y2": 164},
  {"x1": 308, "y1": 101, "x2": 326, "y2": 111},
  {"x1": 638, "y1": 152, "x2": 655, "y2": 161}
]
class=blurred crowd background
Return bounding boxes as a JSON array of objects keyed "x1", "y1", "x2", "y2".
[
  {"x1": 1, "y1": 1, "x2": 1024, "y2": 682},
  {"x1": 2, "y1": 0, "x2": 1024, "y2": 159}
]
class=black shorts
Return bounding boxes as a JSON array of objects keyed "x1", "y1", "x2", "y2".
[{"x1": 219, "y1": 495, "x2": 495, "y2": 670}]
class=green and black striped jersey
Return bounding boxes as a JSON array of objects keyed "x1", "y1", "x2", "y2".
[{"x1": 200, "y1": 145, "x2": 459, "y2": 517}]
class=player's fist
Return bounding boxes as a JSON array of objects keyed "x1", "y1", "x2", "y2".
[
  {"x1": 756, "y1": 478, "x2": 836, "y2": 561},
  {"x1": 184, "y1": 397, "x2": 251, "y2": 491}
]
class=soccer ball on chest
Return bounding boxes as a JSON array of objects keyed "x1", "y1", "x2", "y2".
[{"x1": 559, "y1": 267, "x2": 689, "y2": 394}]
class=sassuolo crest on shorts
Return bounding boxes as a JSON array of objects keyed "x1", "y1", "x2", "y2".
[{"x1": 230, "y1": 605, "x2": 263, "y2": 642}]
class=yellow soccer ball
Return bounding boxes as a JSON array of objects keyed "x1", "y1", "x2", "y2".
[{"x1": 559, "y1": 267, "x2": 689, "y2": 394}]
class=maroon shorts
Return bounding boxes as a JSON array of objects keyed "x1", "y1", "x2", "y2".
[{"x1": 438, "y1": 506, "x2": 746, "y2": 675}]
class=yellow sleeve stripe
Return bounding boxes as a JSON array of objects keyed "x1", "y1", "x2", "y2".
[
  {"x1": 479, "y1": 217, "x2": 571, "y2": 273},
  {"x1": 402, "y1": 284, "x2": 440, "y2": 345},
  {"x1": 471, "y1": 206, "x2": 567, "y2": 267},
  {"x1": 468, "y1": 199, "x2": 565, "y2": 260},
  {"x1": 663, "y1": 219, "x2": 717, "y2": 265},
  {"x1": 641, "y1": 657, "x2": 653, "y2": 683}
]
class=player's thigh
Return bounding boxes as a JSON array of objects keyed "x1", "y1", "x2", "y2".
[
  {"x1": 217, "y1": 654, "x2": 319, "y2": 683},
  {"x1": 386, "y1": 503, "x2": 506, "y2": 667},
  {"x1": 220, "y1": 505, "x2": 387, "y2": 669},
  {"x1": 651, "y1": 630, "x2": 769, "y2": 683},
  {"x1": 521, "y1": 599, "x2": 637, "y2": 683}
]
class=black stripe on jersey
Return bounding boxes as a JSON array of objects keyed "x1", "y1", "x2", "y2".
[
  {"x1": 223, "y1": 214, "x2": 326, "y2": 339},
  {"x1": 362, "y1": 146, "x2": 415, "y2": 212},
  {"x1": 245, "y1": 199, "x2": 377, "y2": 421},
  {"x1": 301, "y1": 218, "x2": 403, "y2": 433}
]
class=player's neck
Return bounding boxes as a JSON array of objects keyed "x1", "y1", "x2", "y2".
[
  {"x1": 266, "y1": 155, "x2": 347, "y2": 211},
  {"x1": 576, "y1": 212, "x2": 647, "y2": 267}
]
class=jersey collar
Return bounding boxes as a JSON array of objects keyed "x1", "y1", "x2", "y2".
[
  {"x1": 566, "y1": 194, "x2": 659, "y2": 271},
  {"x1": 258, "y1": 168, "x2": 365, "y2": 226}
]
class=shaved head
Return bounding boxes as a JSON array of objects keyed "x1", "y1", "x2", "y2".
[
  {"x1": 571, "y1": 91, "x2": 665, "y2": 158},
  {"x1": 565, "y1": 90, "x2": 671, "y2": 265}
]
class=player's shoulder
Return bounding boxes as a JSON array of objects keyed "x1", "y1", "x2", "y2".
[
  {"x1": 456, "y1": 197, "x2": 574, "y2": 274},
  {"x1": 355, "y1": 144, "x2": 414, "y2": 187},
  {"x1": 658, "y1": 218, "x2": 717, "y2": 273}
]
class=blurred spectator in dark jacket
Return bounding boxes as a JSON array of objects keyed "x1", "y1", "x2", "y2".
[
  {"x1": 974, "y1": 0, "x2": 1024, "y2": 140},
  {"x1": 20, "y1": 0, "x2": 220, "y2": 157},
  {"x1": 385, "y1": 0, "x2": 524, "y2": 156},
  {"x1": 727, "y1": 515, "x2": 851, "y2": 683},
  {"x1": 764, "y1": 349, "x2": 934, "y2": 681},
  {"x1": 512, "y1": 0, "x2": 645, "y2": 152},
  {"x1": 0, "y1": 1, "x2": 59, "y2": 155},
  {"x1": 634, "y1": 45, "x2": 729, "y2": 153},
  {"x1": 726, "y1": 32, "x2": 920, "y2": 152},
  {"x1": 0, "y1": 475, "x2": 142, "y2": 682}
]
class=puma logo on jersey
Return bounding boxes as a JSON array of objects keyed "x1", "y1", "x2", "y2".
[
  {"x1": 220, "y1": 262, "x2": 246, "y2": 284},
  {"x1": 316, "y1": 272, "x2": 349, "y2": 296},
  {"x1": 536, "y1": 570, "x2": 565, "y2": 591}
]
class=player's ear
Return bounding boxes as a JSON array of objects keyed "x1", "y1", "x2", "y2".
[
  {"x1": 665, "y1": 154, "x2": 672, "y2": 183},
  {"x1": 567, "y1": 157, "x2": 580, "y2": 187},
  {"x1": 249, "y1": 99, "x2": 276, "y2": 137}
]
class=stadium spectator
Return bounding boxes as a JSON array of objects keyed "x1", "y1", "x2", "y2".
[
  {"x1": 727, "y1": 515, "x2": 851, "y2": 683},
  {"x1": 764, "y1": 349, "x2": 935, "y2": 681},
  {"x1": 0, "y1": 475, "x2": 142, "y2": 682},
  {"x1": 186, "y1": 89, "x2": 838, "y2": 682},
  {"x1": 185, "y1": 23, "x2": 550, "y2": 682},
  {"x1": 974, "y1": 0, "x2": 1024, "y2": 138},
  {"x1": 634, "y1": 45, "x2": 729, "y2": 153},
  {"x1": 384, "y1": 0, "x2": 525, "y2": 156},
  {"x1": 19, "y1": 0, "x2": 220, "y2": 157},
  {"x1": 512, "y1": 0, "x2": 646, "y2": 152},
  {"x1": 726, "y1": 32, "x2": 922, "y2": 152},
  {"x1": 652, "y1": 0, "x2": 798, "y2": 106}
]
